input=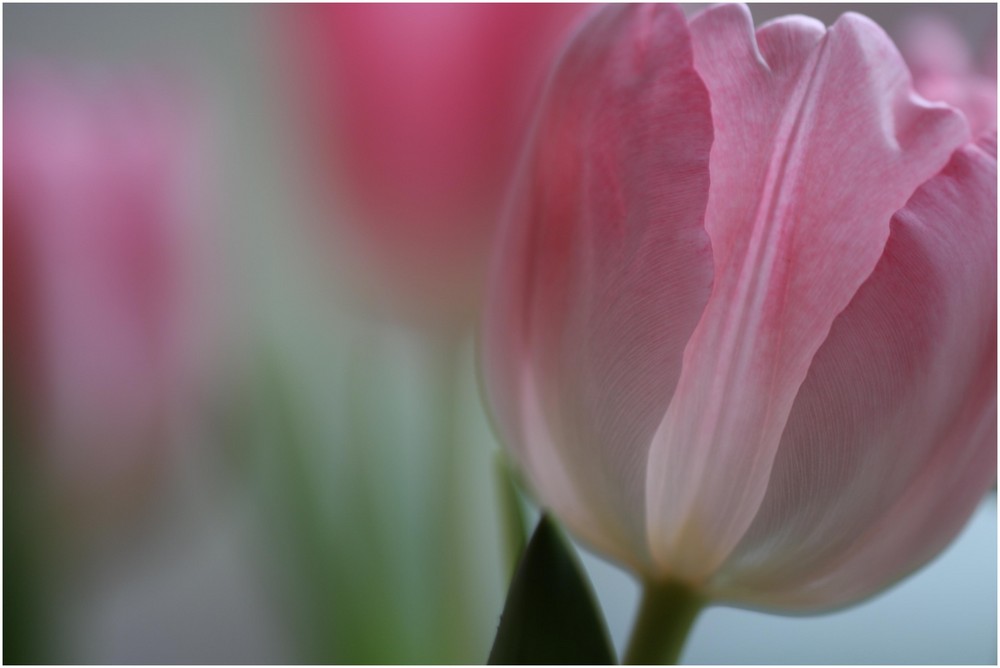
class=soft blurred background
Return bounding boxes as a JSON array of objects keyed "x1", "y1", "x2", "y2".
[{"x1": 3, "y1": 3, "x2": 996, "y2": 664}]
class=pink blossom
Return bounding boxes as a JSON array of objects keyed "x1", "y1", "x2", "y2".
[
  {"x1": 482, "y1": 4, "x2": 996, "y2": 610},
  {"x1": 4, "y1": 67, "x2": 210, "y2": 499},
  {"x1": 278, "y1": 4, "x2": 587, "y2": 323}
]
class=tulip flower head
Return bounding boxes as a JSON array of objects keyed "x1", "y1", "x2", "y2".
[
  {"x1": 4, "y1": 67, "x2": 209, "y2": 508},
  {"x1": 483, "y1": 3, "x2": 996, "y2": 612},
  {"x1": 279, "y1": 4, "x2": 587, "y2": 325}
]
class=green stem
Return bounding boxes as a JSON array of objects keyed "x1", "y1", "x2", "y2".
[
  {"x1": 493, "y1": 452, "x2": 528, "y2": 582},
  {"x1": 425, "y1": 331, "x2": 473, "y2": 661},
  {"x1": 623, "y1": 580, "x2": 704, "y2": 665},
  {"x1": 4, "y1": 374, "x2": 55, "y2": 664}
]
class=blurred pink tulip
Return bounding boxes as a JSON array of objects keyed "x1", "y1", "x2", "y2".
[
  {"x1": 279, "y1": 3, "x2": 587, "y2": 323},
  {"x1": 483, "y1": 4, "x2": 996, "y2": 611},
  {"x1": 4, "y1": 68, "x2": 210, "y2": 504},
  {"x1": 898, "y1": 14, "x2": 997, "y2": 138}
]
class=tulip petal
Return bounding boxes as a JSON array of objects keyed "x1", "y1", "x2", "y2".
[
  {"x1": 713, "y1": 135, "x2": 997, "y2": 609},
  {"x1": 645, "y1": 5, "x2": 969, "y2": 580},
  {"x1": 484, "y1": 4, "x2": 714, "y2": 571}
]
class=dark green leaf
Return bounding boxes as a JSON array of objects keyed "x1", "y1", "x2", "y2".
[{"x1": 488, "y1": 515, "x2": 616, "y2": 665}]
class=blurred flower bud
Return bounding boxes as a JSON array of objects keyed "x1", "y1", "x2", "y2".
[
  {"x1": 483, "y1": 4, "x2": 996, "y2": 611},
  {"x1": 4, "y1": 66, "x2": 212, "y2": 512},
  {"x1": 277, "y1": 4, "x2": 587, "y2": 325},
  {"x1": 898, "y1": 14, "x2": 997, "y2": 137}
]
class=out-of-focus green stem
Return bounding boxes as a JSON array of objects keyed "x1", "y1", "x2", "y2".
[
  {"x1": 493, "y1": 452, "x2": 528, "y2": 581},
  {"x1": 426, "y1": 331, "x2": 476, "y2": 661},
  {"x1": 624, "y1": 579, "x2": 704, "y2": 665},
  {"x1": 4, "y1": 377, "x2": 53, "y2": 664}
]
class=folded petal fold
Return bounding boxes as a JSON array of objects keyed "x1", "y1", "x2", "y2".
[
  {"x1": 645, "y1": 4, "x2": 969, "y2": 580},
  {"x1": 714, "y1": 134, "x2": 997, "y2": 609}
]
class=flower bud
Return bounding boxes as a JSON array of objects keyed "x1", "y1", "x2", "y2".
[
  {"x1": 4, "y1": 67, "x2": 211, "y2": 509},
  {"x1": 482, "y1": 4, "x2": 996, "y2": 611},
  {"x1": 278, "y1": 4, "x2": 588, "y2": 323},
  {"x1": 898, "y1": 14, "x2": 997, "y2": 138}
]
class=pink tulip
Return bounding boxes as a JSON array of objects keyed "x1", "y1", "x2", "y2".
[
  {"x1": 898, "y1": 14, "x2": 997, "y2": 138},
  {"x1": 4, "y1": 67, "x2": 209, "y2": 501},
  {"x1": 483, "y1": 4, "x2": 996, "y2": 611},
  {"x1": 279, "y1": 3, "x2": 587, "y2": 322}
]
